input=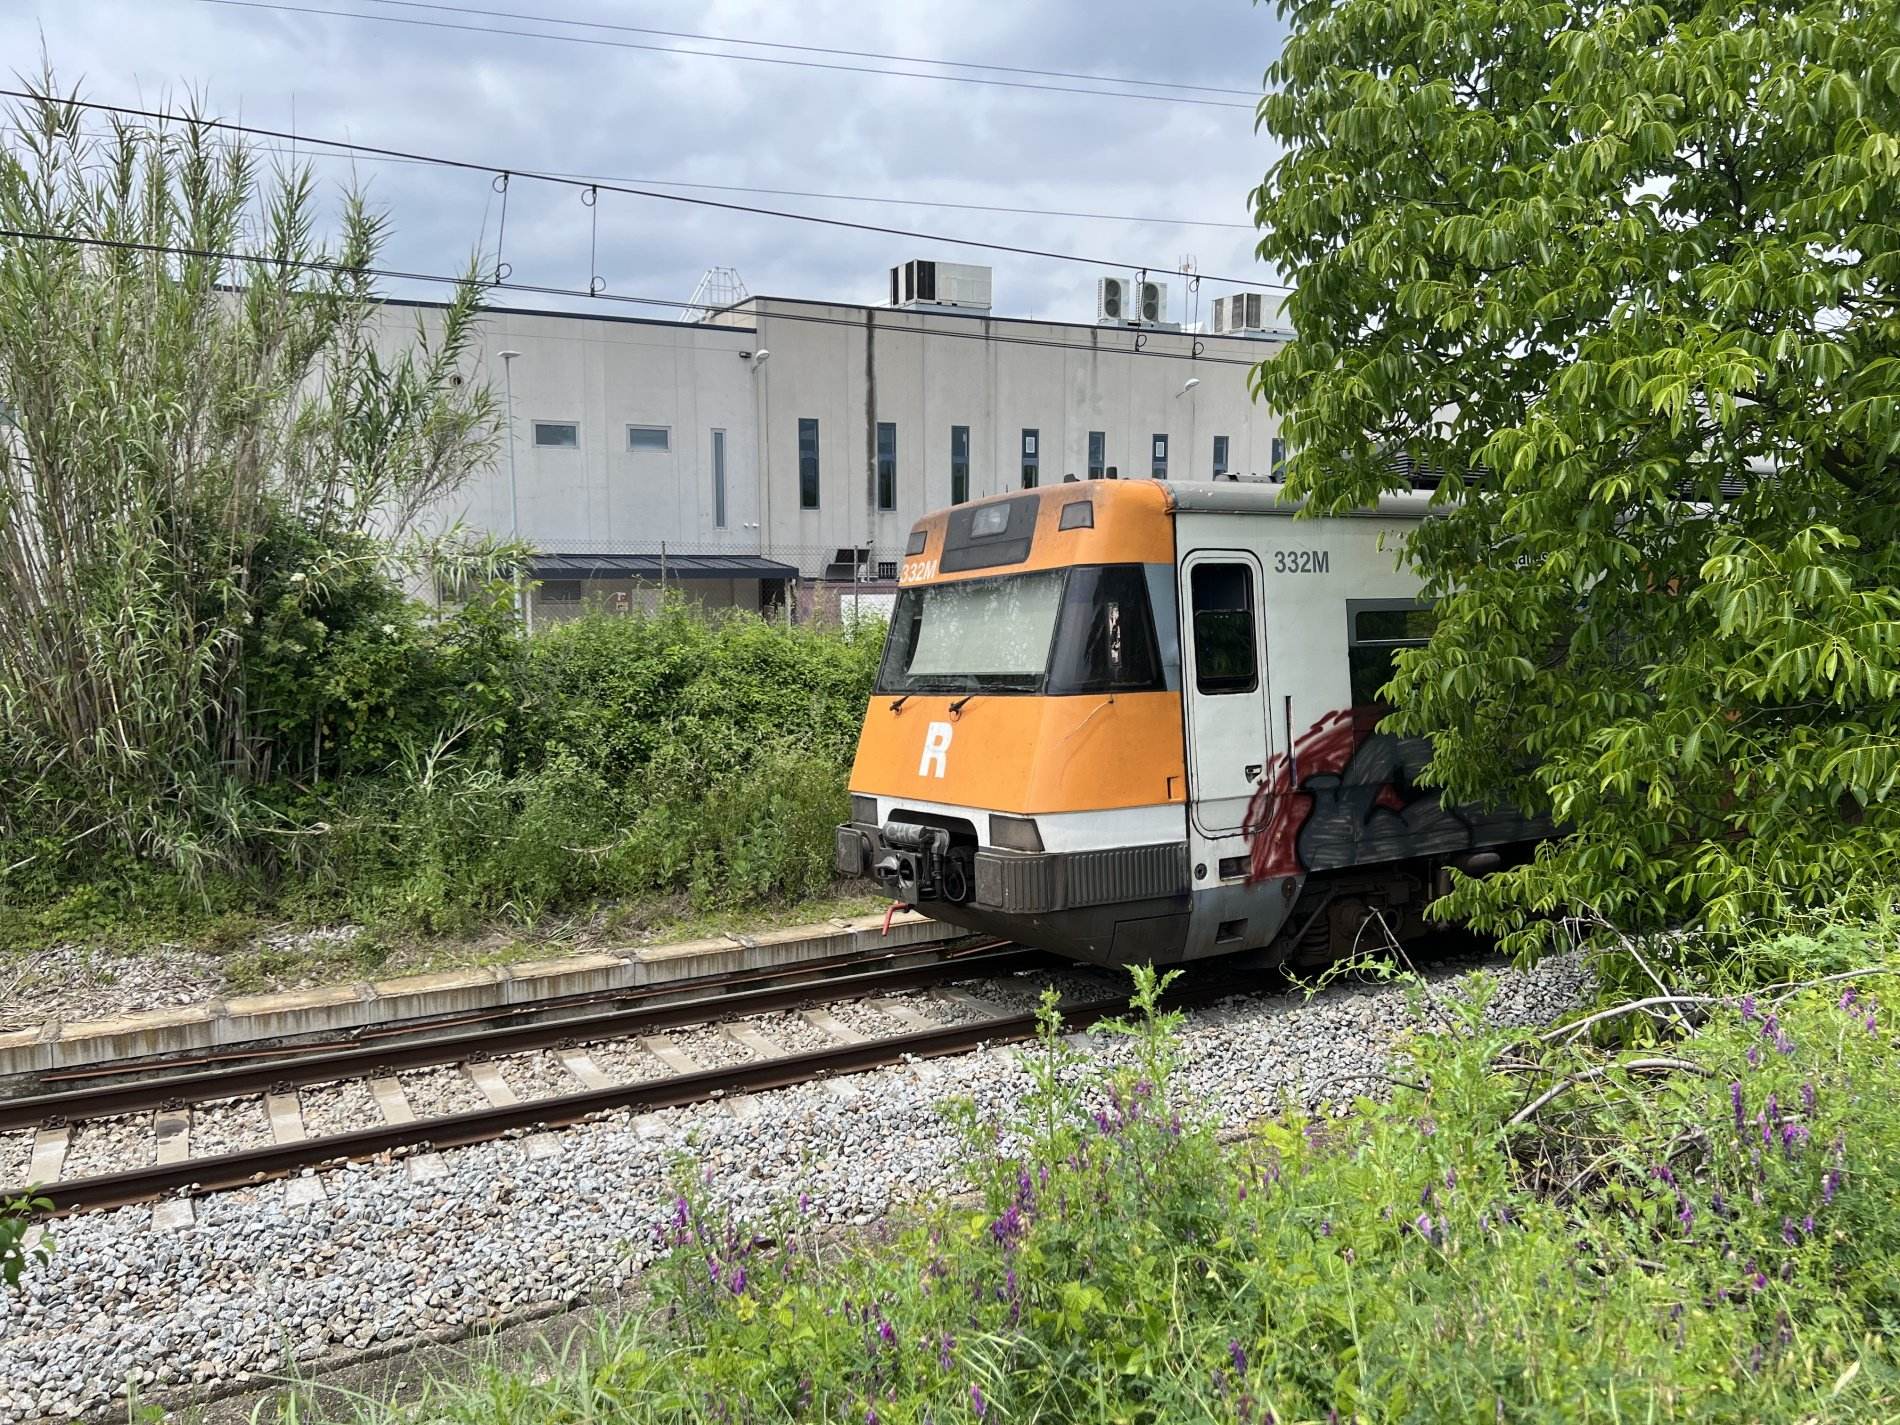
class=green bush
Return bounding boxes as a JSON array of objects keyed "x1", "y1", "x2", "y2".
[{"x1": 344, "y1": 951, "x2": 1900, "y2": 1424}]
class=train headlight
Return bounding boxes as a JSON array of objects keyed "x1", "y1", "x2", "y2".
[
  {"x1": 851, "y1": 794, "x2": 877, "y2": 826},
  {"x1": 988, "y1": 814, "x2": 1044, "y2": 853}
]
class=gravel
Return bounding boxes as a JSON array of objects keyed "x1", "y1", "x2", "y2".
[
  {"x1": 60, "y1": 1117, "x2": 155, "y2": 1180},
  {"x1": 576, "y1": 1039, "x2": 670, "y2": 1085},
  {"x1": 0, "y1": 948, "x2": 225, "y2": 1032},
  {"x1": 298, "y1": 1081, "x2": 381, "y2": 1141},
  {"x1": 0, "y1": 950, "x2": 1593, "y2": 1423},
  {"x1": 735, "y1": 1011, "x2": 837, "y2": 1054},
  {"x1": 819, "y1": 998, "x2": 921, "y2": 1038},
  {"x1": 950, "y1": 967, "x2": 1125, "y2": 1014},
  {"x1": 395, "y1": 1067, "x2": 484, "y2": 1119},
  {"x1": 188, "y1": 1098, "x2": 272, "y2": 1159},
  {"x1": 483, "y1": 1052, "x2": 585, "y2": 1103},
  {"x1": 1, "y1": 1132, "x2": 30, "y2": 1184},
  {"x1": 661, "y1": 1027, "x2": 756, "y2": 1071}
]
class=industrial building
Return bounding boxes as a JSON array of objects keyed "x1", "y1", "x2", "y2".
[{"x1": 391, "y1": 260, "x2": 1293, "y2": 621}]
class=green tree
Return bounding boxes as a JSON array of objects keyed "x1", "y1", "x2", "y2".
[
  {"x1": 1253, "y1": 0, "x2": 1900, "y2": 959},
  {"x1": 0, "y1": 83, "x2": 496, "y2": 877}
]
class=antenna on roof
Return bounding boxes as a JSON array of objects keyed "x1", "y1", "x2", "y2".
[{"x1": 681, "y1": 266, "x2": 750, "y2": 321}]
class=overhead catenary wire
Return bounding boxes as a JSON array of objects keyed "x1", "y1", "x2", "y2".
[
  {"x1": 0, "y1": 226, "x2": 1268, "y2": 368},
  {"x1": 0, "y1": 90, "x2": 1292, "y2": 291},
  {"x1": 352, "y1": 0, "x2": 1260, "y2": 98},
  {"x1": 188, "y1": 0, "x2": 1258, "y2": 110},
  {"x1": 0, "y1": 123, "x2": 1258, "y2": 233}
]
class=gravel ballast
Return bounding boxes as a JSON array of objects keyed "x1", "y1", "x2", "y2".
[{"x1": 0, "y1": 952, "x2": 1592, "y2": 1424}]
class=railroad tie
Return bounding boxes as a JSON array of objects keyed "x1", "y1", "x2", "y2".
[
  {"x1": 464, "y1": 1062, "x2": 562, "y2": 1160},
  {"x1": 149, "y1": 1110, "x2": 194, "y2": 1230},
  {"x1": 370, "y1": 1077, "x2": 447, "y2": 1183},
  {"x1": 266, "y1": 1091, "x2": 327, "y2": 1208},
  {"x1": 711, "y1": 1025, "x2": 775, "y2": 1118},
  {"x1": 556, "y1": 1049, "x2": 616, "y2": 1091},
  {"x1": 868, "y1": 999, "x2": 945, "y2": 1084},
  {"x1": 27, "y1": 1124, "x2": 69, "y2": 1187}
]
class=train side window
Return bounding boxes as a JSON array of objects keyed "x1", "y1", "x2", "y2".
[
  {"x1": 1348, "y1": 601, "x2": 1437, "y2": 705},
  {"x1": 1190, "y1": 562, "x2": 1257, "y2": 694}
]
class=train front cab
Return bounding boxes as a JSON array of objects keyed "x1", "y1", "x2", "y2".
[{"x1": 837, "y1": 481, "x2": 1541, "y2": 968}]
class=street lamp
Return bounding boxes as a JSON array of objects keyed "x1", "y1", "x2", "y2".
[{"x1": 498, "y1": 349, "x2": 526, "y2": 629}]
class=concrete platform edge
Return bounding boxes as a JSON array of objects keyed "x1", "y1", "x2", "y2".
[{"x1": 0, "y1": 912, "x2": 954, "y2": 1078}]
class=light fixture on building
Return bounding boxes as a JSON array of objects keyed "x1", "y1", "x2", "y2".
[
  {"x1": 749, "y1": 349, "x2": 771, "y2": 365},
  {"x1": 1178, "y1": 377, "x2": 1202, "y2": 397}
]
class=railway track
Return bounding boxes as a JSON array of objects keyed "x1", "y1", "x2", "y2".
[{"x1": 0, "y1": 945, "x2": 1177, "y2": 1219}]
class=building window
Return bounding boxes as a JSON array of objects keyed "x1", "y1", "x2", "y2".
[
  {"x1": 1088, "y1": 430, "x2": 1105, "y2": 479},
  {"x1": 627, "y1": 425, "x2": 670, "y2": 452},
  {"x1": 712, "y1": 428, "x2": 728, "y2": 528},
  {"x1": 876, "y1": 559, "x2": 898, "y2": 580},
  {"x1": 950, "y1": 424, "x2": 970, "y2": 505},
  {"x1": 798, "y1": 417, "x2": 820, "y2": 509},
  {"x1": 538, "y1": 579, "x2": 584, "y2": 605},
  {"x1": 533, "y1": 421, "x2": 579, "y2": 448},
  {"x1": 1021, "y1": 428, "x2": 1040, "y2": 489},
  {"x1": 1190, "y1": 562, "x2": 1257, "y2": 695},
  {"x1": 1151, "y1": 433, "x2": 1169, "y2": 480},
  {"x1": 877, "y1": 421, "x2": 898, "y2": 511},
  {"x1": 1271, "y1": 436, "x2": 1288, "y2": 480},
  {"x1": 1212, "y1": 434, "x2": 1230, "y2": 478}
]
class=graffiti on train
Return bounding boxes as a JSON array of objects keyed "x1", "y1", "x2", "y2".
[{"x1": 1242, "y1": 709, "x2": 1543, "y2": 881}]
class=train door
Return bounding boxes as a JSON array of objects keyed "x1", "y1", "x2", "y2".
[{"x1": 1180, "y1": 549, "x2": 1270, "y2": 836}]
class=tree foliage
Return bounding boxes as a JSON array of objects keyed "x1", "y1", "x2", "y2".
[
  {"x1": 1253, "y1": 0, "x2": 1900, "y2": 955},
  {"x1": 0, "y1": 84, "x2": 495, "y2": 875}
]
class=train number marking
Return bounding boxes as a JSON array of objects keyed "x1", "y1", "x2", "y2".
[
  {"x1": 1272, "y1": 549, "x2": 1330, "y2": 574},
  {"x1": 919, "y1": 721, "x2": 953, "y2": 778},
  {"x1": 900, "y1": 558, "x2": 938, "y2": 584}
]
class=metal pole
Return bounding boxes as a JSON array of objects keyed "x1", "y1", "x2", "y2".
[{"x1": 499, "y1": 349, "x2": 527, "y2": 631}]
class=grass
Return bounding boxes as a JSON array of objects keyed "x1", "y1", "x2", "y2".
[{"x1": 282, "y1": 924, "x2": 1900, "y2": 1425}]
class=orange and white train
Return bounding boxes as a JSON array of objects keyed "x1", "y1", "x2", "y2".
[{"x1": 835, "y1": 479, "x2": 1543, "y2": 967}]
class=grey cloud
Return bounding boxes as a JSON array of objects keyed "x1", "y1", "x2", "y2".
[{"x1": 5, "y1": 0, "x2": 1288, "y2": 324}]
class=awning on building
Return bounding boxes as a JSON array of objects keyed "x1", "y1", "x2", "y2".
[{"x1": 527, "y1": 553, "x2": 801, "y2": 581}]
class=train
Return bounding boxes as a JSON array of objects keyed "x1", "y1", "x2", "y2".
[{"x1": 833, "y1": 478, "x2": 1545, "y2": 967}]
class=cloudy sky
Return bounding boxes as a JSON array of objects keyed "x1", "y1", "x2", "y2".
[{"x1": 4, "y1": 0, "x2": 1288, "y2": 325}]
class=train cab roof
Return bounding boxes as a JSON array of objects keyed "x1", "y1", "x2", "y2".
[{"x1": 898, "y1": 480, "x2": 1439, "y2": 586}]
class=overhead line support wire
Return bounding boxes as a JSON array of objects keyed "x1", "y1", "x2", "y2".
[
  {"x1": 0, "y1": 88, "x2": 1291, "y2": 291},
  {"x1": 353, "y1": 0, "x2": 1261, "y2": 97},
  {"x1": 0, "y1": 227, "x2": 1263, "y2": 368},
  {"x1": 189, "y1": 0, "x2": 1258, "y2": 110}
]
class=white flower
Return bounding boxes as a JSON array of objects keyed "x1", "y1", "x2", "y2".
[
  {"x1": 381, "y1": 623, "x2": 396, "y2": 636},
  {"x1": 289, "y1": 571, "x2": 306, "y2": 583}
]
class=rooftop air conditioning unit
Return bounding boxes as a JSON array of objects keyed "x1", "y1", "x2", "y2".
[
  {"x1": 1221, "y1": 292, "x2": 1269, "y2": 332},
  {"x1": 889, "y1": 259, "x2": 992, "y2": 312},
  {"x1": 1137, "y1": 279, "x2": 1169, "y2": 326},
  {"x1": 1097, "y1": 276, "x2": 1130, "y2": 324},
  {"x1": 1209, "y1": 295, "x2": 1228, "y2": 334}
]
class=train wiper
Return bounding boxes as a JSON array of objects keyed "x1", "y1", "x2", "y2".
[
  {"x1": 947, "y1": 692, "x2": 979, "y2": 716},
  {"x1": 889, "y1": 694, "x2": 911, "y2": 713}
]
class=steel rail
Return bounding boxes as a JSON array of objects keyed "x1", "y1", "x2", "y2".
[
  {"x1": 0, "y1": 946, "x2": 1055, "y2": 1132},
  {"x1": 10, "y1": 985, "x2": 1180, "y2": 1215},
  {"x1": 30, "y1": 934, "x2": 1010, "y2": 1084}
]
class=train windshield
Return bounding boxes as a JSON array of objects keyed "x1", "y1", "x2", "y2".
[{"x1": 876, "y1": 565, "x2": 1162, "y2": 696}]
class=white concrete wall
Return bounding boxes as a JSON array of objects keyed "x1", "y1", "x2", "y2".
[{"x1": 382, "y1": 293, "x2": 1286, "y2": 581}]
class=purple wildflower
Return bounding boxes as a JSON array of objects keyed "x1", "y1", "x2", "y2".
[
  {"x1": 1748, "y1": 1345, "x2": 1763, "y2": 1374},
  {"x1": 1746, "y1": 1044, "x2": 1761, "y2": 1068},
  {"x1": 1867, "y1": 1011, "x2": 1878, "y2": 1034},
  {"x1": 878, "y1": 1319, "x2": 895, "y2": 1345},
  {"x1": 1238, "y1": 1185, "x2": 1248, "y2": 1202},
  {"x1": 1319, "y1": 1218, "x2": 1333, "y2": 1237},
  {"x1": 1802, "y1": 1215, "x2": 1814, "y2": 1234},
  {"x1": 1230, "y1": 1339, "x2": 1248, "y2": 1375},
  {"x1": 971, "y1": 1383, "x2": 988, "y2": 1417},
  {"x1": 1731, "y1": 1081, "x2": 1746, "y2": 1131},
  {"x1": 798, "y1": 1192, "x2": 812, "y2": 1214},
  {"x1": 1741, "y1": 994, "x2": 1758, "y2": 1022},
  {"x1": 1782, "y1": 1218, "x2": 1799, "y2": 1246},
  {"x1": 1712, "y1": 1190, "x2": 1728, "y2": 1217},
  {"x1": 1445, "y1": 1167, "x2": 1457, "y2": 1190},
  {"x1": 1653, "y1": 1163, "x2": 1677, "y2": 1188},
  {"x1": 1823, "y1": 1170, "x2": 1841, "y2": 1205},
  {"x1": 1750, "y1": 1265, "x2": 1768, "y2": 1291},
  {"x1": 729, "y1": 1267, "x2": 747, "y2": 1295},
  {"x1": 1775, "y1": 1031, "x2": 1795, "y2": 1054},
  {"x1": 1677, "y1": 1197, "x2": 1695, "y2": 1232},
  {"x1": 1801, "y1": 1082, "x2": 1816, "y2": 1114},
  {"x1": 1414, "y1": 1212, "x2": 1434, "y2": 1238},
  {"x1": 1840, "y1": 987, "x2": 1857, "y2": 1009},
  {"x1": 867, "y1": 1408, "x2": 880, "y2": 1425},
  {"x1": 939, "y1": 1334, "x2": 956, "y2": 1369}
]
